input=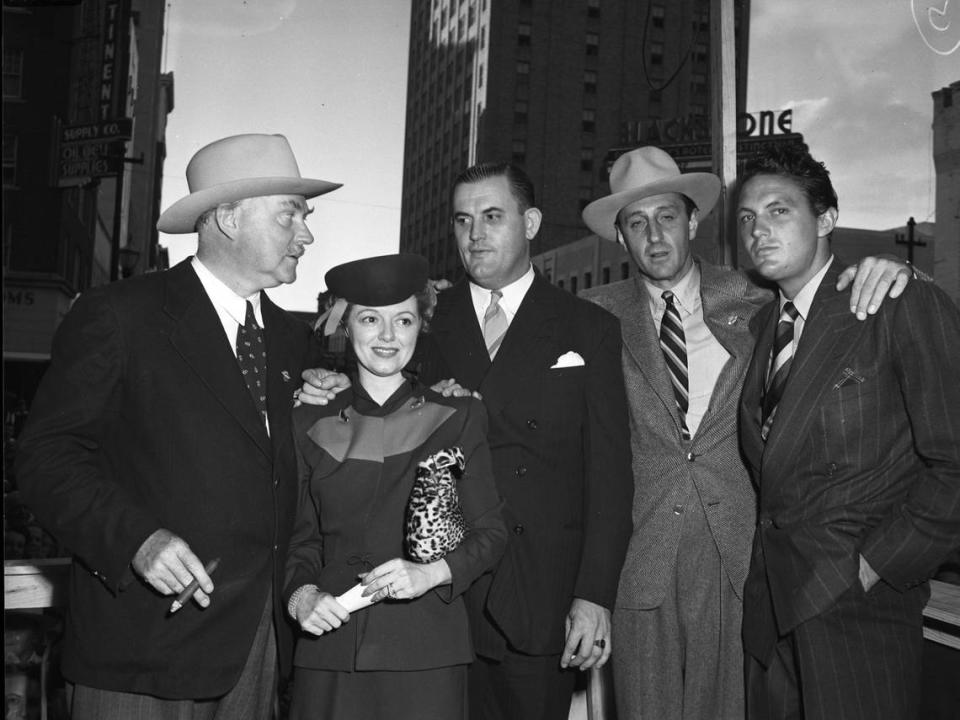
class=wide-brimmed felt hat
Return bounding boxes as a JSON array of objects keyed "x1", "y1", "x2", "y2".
[
  {"x1": 157, "y1": 134, "x2": 342, "y2": 234},
  {"x1": 582, "y1": 146, "x2": 720, "y2": 242}
]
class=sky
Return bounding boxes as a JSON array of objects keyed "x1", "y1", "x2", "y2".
[{"x1": 158, "y1": 0, "x2": 958, "y2": 312}]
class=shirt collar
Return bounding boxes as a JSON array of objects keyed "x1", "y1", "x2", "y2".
[
  {"x1": 191, "y1": 256, "x2": 262, "y2": 326},
  {"x1": 469, "y1": 263, "x2": 535, "y2": 318},
  {"x1": 780, "y1": 255, "x2": 834, "y2": 321},
  {"x1": 642, "y1": 261, "x2": 700, "y2": 316}
]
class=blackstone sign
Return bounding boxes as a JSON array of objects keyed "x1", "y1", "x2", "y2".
[{"x1": 606, "y1": 109, "x2": 807, "y2": 175}]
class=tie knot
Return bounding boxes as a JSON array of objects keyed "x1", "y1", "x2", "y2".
[
  {"x1": 491, "y1": 290, "x2": 503, "y2": 303},
  {"x1": 781, "y1": 301, "x2": 799, "y2": 323},
  {"x1": 244, "y1": 300, "x2": 259, "y2": 329},
  {"x1": 662, "y1": 290, "x2": 675, "y2": 304}
]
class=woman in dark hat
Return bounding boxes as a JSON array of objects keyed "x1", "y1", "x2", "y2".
[{"x1": 284, "y1": 253, "x2": 506, "y2": 720}]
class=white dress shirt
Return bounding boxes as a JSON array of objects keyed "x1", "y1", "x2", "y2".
[
  {"x1": 469, "y1": 264, "x2": 536, "y2": 330},
  {"x1": 778, "y1": 255, "x2": 835, "y2": 351},
  {"x1": 191, "y1": 256, "x2": 264, "y2": 357}
]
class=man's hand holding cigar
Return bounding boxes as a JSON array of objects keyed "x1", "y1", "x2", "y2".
[{"x1": 132, "y1": 528, "x2": 217, "y2": 612}]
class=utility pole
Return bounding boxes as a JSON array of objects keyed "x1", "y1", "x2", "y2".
[
  {"x1": 710, "y1": 0, "x2": 738, "y2": 267},
  {"x1": 895, "y1": 217, "x2": 926, "y2": 264}
]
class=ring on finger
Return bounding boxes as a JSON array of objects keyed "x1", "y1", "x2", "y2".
[{"x1": 594, "y1": 638, "x2": 606, "y2": 649}]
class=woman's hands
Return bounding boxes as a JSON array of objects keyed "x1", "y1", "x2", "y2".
[
  {"x1": 295, "y1": 587, "x2": 350, "y2": 636},
  {"x1": 359, "y1": 557, "x2": 452, "y2": 602}
]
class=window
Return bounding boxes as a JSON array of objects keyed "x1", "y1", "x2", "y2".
[
  {"x1": 602, "y1": 266, "x2": 610, "y2": 285},
  {"x1": 3, "y1": 47, "x2": 23, "y2": 99},
  {"x1": 652, "y1": 5, "x2": 665, "y2": 29},
  {"x1": 584, "y1": 271, "x2": 592, "y2": 290},
  {"x1": 694, "y1": 42, "x2": 708, "y2": 64},
  {"x1": 586, "y1": 33, "x2": 599, "y2": 56},
  {"x1": 514, "y1": 100, "x2": 528, "y2": 125},
  {"x1": 570, "y1": 276, "x2": 579, "y2": 295},
  {"x1": 512, "y1": 139, "x2": 526, "y2": 166},
  {"x1": 478, "y1": 65, "x2": 484, "y2": 87},
  {"x1": 580, "y1": 148, "x2": 594, "y2": 172},
  {"x1": 583, "y1": 70, "x2": 597, "y2": 94},
  {"x1": 558, "y1": 279, "x2": 565, "y2": 290},
  {"x1": 582, "y1": 109, "x2": 596, "y2": 133},
  {"x1": 621, "y1": 261, "x2": 630, "y2": 280},
  {"x1": 2, "y1": 134, "x2": 17, "y2": 186},
  {"x1": 587, "y1": 0, "x2": 600, "y2": 19},
  {"x1": 691, "y1": 73, "x2": 707, "y2": 95},
  {"x1": 518, "y1": 23, "x2": 531, "y2": 48},
  {"x1": 517, "y1": 60, "x2": 530, "y2": 77},
  {"x1": 650, "y1": 42, "x2": 664, "y2": 66}
]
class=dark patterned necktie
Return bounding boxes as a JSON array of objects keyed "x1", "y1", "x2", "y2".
[
  {"x1": 761, "y1": 301, "x2": 800, "y2": 441},
  {"x1": 660, "y1": 291, "x2": 690, "y2": 441},
  {"x1": 236, "y1": 300, "x2": 268, "y2": 425}
]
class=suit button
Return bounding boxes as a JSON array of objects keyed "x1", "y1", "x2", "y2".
[
  {"x1": 527, "y1": 419, "x2": 538, "y2": 430},
  {"x1": 673, "y1": 504, "x2": 683, "y2": 515},
  {"x1": 513, "y1": 525, "x2": 524, "y2": 535},
  {"x1": 687, "y1": 452, "x2": 696, "y2": 462},
  {"x1": 515, "y1": 465, "x2": 527, "y2": 477}
]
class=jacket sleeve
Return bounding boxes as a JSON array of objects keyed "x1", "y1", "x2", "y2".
[
  {"x1": 574, "y1": 309, "x2": 634, "y2": 609},
  {"x1": 284, "y1": 427, "x2": 326, "y2": 602},
  {"x1": 436, "y1": 398, "x2": 507, "y2": 601},
  {"x1": 860, "y1": 282, "x2": 960, "y2": 588},
  {"x1": 15, "y1": 288, "x2": 159, "y2": 590}
]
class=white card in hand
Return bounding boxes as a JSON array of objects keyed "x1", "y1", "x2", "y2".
[{"x1": 335, "y1": 582, "x2": 377, "y2": 613}]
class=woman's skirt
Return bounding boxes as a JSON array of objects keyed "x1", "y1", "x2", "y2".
[{"x1": 288, "y1": 664, "x2": 468, "y2": 720}]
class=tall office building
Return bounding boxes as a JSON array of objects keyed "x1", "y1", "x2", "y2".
[
  {"x1": 399, "y1": 0, "x2": 750, "y2": 280},
  {"x1": 932, "y1": 80, "x2": 959, "y2": 305}
]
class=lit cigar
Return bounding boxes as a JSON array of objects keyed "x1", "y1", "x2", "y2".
[{"x1": 169, "y1": 557, "x2": 220, "y2": 614}]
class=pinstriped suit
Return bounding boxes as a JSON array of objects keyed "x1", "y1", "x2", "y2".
[
  {"x1": 740, "y1": 259, "x2": 960, "y2": 719},
  {"x1": 584, "y1": 260, "x2": 770, "y2": 720}
]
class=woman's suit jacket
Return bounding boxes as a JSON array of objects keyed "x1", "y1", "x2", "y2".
[
  {"x1": 284, "y1": 383, "x2": 507, "y2": 671},
  {"x1": 15, "y1": 260, "x2": 317, "y2": 698}
]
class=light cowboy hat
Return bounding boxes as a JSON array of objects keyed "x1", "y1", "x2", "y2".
[
  {"x1": 582, "y1": 146, "x2": 721, "y2": 242},
  {"x1": 157, "y1": 134, "x2": 342, "y2": 234}
]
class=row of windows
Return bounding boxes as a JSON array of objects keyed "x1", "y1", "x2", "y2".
[{"x1": 551, "y1": 262, "x2": 631, "y2": 295}]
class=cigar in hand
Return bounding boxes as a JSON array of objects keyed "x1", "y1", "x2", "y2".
[{"x1": 168, "y1": 557, "x2": 220, "y2": 614}]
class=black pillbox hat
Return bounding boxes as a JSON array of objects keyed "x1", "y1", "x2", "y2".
[{"x1": 325, "y1": 253, "x2": 429, "y2": 306}]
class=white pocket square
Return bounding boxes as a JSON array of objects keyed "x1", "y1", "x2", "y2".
[{"x1": 550, "y1": 351, "x2": 585, "y2": 369}]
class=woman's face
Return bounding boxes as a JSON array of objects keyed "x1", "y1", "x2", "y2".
[{"x1": 346, "y1": 295, "x2": 421, "y2": 380}]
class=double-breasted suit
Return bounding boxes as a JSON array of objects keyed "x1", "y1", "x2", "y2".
[
  {"x1": 413, "y1": 274, "x2": 633, "y2": 659},
  {"x1": 16, "y1": 260, "x2": 317, "y2": 699},
  {"x1": 584, "y1": 260, "x2": 770, "y2": 719},
  {"x1": 739, "y1": 259, "x2": 960, "y2": 718}
]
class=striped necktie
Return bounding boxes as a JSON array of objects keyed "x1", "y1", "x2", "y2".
[
  {"x1": 660, "y1": 291, "x2": 690, "y2": 441},
  {"x1": 761, "y1": 301, "x2": 800, "y2": 441},
  {"x1": 483, "y1": 290, "x2": 508, "y2": 359},
  {"x1": 236, "y1": 300, "x2": 268, "y2": 426}
]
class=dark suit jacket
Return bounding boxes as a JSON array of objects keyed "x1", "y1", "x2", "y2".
[
  {"x1": 15, "y1": 259, "x2": 317, "y2": 698},
  {"x1": 739, "y1": 259, "x2": 960, "y2": 663},
  {"x1": 584, "y1": 261, "x2": 769, "y2": 615},
  {"x1": 413, "y1": 274, "x2": 633, "y2": 656}
]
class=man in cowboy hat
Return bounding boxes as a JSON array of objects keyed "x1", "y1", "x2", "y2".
[
  {"x1": 16, "y1": 133, "x2": 341, "y2": 719},
  {"x1": 579, "y1": 146, "x2": 912, "y2": 720}
]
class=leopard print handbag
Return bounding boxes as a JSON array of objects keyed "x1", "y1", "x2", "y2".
[{"x1": 404, "y1": 446, "x2": 467, "y2": 563}]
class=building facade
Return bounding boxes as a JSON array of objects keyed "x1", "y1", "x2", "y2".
[
  {"x1": 399, "y1": 0, "x2": 751, "y2": 281},
  {"x1": 3, "y1": 0, "x2": 173, "y2": 452}
]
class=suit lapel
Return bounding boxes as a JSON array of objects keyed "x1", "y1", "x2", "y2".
[
  {"x1": 617, "y1": 278, "x2": 679, "y2": 427},
  {"x1": 165, "y1": 263, "x2": 272, "y2": 459},
  {"x1": 698, "y1": 263, "x2": 760, "y2": 434},
  {"x1": 741, "y1": 299, "x2": 777, "y2": 466},
  {"x1": 479, "y1": 276, "x2": 564, "y2": 418},
  {"x1": 431, "y1": 281, "x2": 490, "y2": 389},
  {"x1": 262, "y1": 292, "x2": 302, "y2": 462},
  {"x1": 762, "y1": 263, "x2": 854, "y2": 460}
]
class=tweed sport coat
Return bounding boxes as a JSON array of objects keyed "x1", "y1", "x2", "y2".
[
  {"x1": 16, "y1": 259, "x2": 318, "y2": 698},
  {"x1": 583, "y1": 260, "x2": 770, "y2": 611},
  {"x1": 413, "y1": 273, "x2": 634, "y2": 656},
  {"x1": 739, "y1": 259, "x2": 960, "y2": 663}
]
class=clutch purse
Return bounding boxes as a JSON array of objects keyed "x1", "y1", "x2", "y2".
[{"x1": 404, "y1": 446, "x2": 467, "y2": 563}]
